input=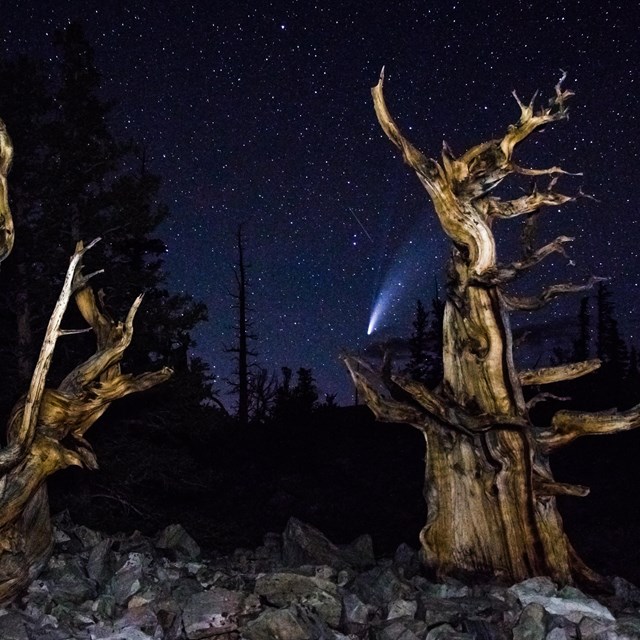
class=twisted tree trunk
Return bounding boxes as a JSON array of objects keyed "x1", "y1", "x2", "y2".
[
  {"x1": 0, "y1": 120, "x2": 171, "y2": 602},
  {"x1": 345, "y1": 71, "x2": 636, "y2": 586}
]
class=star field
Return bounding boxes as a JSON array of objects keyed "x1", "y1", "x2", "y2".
[{"x1": 1, "y1": 1, "x2": 638, "y2": 403}]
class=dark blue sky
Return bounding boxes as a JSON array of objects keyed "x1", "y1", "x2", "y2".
[{"x1": 1, "y1": 1, "x2": 638, "y2": 404}]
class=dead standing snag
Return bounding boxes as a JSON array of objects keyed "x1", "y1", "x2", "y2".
[
  {"x1": 345, "y1": 70, "x2": 637, "y2": 586},
  {"x1": 0, "y1": 123, "x2": 171, "y2": 602}
]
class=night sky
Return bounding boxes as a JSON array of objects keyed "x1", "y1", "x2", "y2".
[{"x1": 1, "y1": 1, "x2": 638, "y2": 404}]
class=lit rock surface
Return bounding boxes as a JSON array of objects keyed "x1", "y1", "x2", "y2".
[{"x1": 0, "y1": 516, "x2": 637, "y2": 639}]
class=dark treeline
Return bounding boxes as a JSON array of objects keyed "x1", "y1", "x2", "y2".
[{"x1": 0, "y1": 24, "x2": 426, "y2": 557}]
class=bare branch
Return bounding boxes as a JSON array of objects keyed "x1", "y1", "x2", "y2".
[
  {"x1": 534, "y1": 478, "x2": 590, "y2": 498},
  {"x1": 519, "y1": 359, "x2": 601, "y2": 385},
  {"x1": 342, "y1": 355, "x2": 427, "y2": 428},
  {"x1": 500, "y1": 71, "x2": 572, "y2": 161},
  {"x1": 391, "y1": 374, "x2": 528, "y2": 435},
  {"x1": 472, "y1": 236, "x2": 573, "y2": 285},
  {"x1": 0, "y1": 118, "x2": 14, "y2": 261},
  {"x1": 487, "y1": 186, "x2": 576, "y2": 219},
  {"x1": 538, "y1": 403, "x2": 640, "y2": 451},
  {"x1": 511, "y1": 163, "x2": 582, "y2": 178},
  {"x1": 503, "y1": 276, "x2": 606, "y2": 311},
  {"x1": 371, "y1": 68, "x2": 440, "y2": 185},
  {"x1": 526, "y1": 392, "x2": 571, "y2": 411},
  {"x1": 4, "y1": 241, "x2": 100, "y2": 460}
]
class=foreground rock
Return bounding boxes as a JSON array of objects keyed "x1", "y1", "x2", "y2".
[{"x1": 1, "y1": 515, "x2": 639, "y2": 639}]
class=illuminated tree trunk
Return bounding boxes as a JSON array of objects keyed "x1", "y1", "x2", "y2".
[
  {"x1": 345, "y1": 71, "x2": 638, "y2": 586},
  {"x1": 0, "y1": 122, "x2": 171, "y2": 602}
]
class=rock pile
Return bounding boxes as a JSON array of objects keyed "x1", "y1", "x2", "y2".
[{"x1": 1, "y1": 515, "x2": 639, "y2": 639}]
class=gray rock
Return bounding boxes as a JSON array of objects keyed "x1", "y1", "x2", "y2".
[
  {"x1": 182, "y1": 587, "x2": 245, "y2": 638},
  {"x1": 242, "y1": 604, "x2": 333, "y2": 640},
  {"x1": 342, "y1": 591, "x2": 376, "y2": 627},
  {"x1": 87, "y1": 538, "x2": 114, "y2": 586},
  {"x1": 374, "y1": 616, "x2": 429, "y2": 639},
  {"x1": 514, "y1": 583, "x2": 615, "y2": 625},
  {"x1": 0, "y1": 611, "x2": 29, "y2": 640},
  {"x1": 41, "y1": 554, "x2": 96, "y2": 604},
  {"x1": 612, "y1": 576, "x2": 640, "y2": 609},
  {"x1": 386, "y1": 598, "x2": 418, "y2": 620},
  {"x1": 282, "y1": 517, "x2": 374, "y2": 570},
  {"x1": 343, "y1": 533, "x2": 376, "y2": 568},
  {"x1": 73, "y1": 524, "x2": 105, "y2": 549},
  {"x1": 545, "y1": 627, "x2": 570, "y2": 640},
  {"x1": 613, "y1": 615, "x2": 640, "y2": 640},
  {"x1": 426, "y1": 623, "x2": 476, "y2": 640},
  {"x1": 93, "y1": 627, "x2": 156, "y2": 640},
  {"x1": 513, "y1": 603, "x2": 548, "y2": 640},
  {"x1": 393, "y1": 543, "x2": 421, "y2": 579},
  {"x1": 156, "y1": 523, "x2": 201, "y2": 560},
  {"x1": 419, "y1": 578, "x2": 470, "y2": 599},
  {"x1": 419, "y1": 596, "x2": 504, "y2": 629},
  {"x1": 352, "y1": 566, "x2": 413, "y2": 608},
  {"x1": 255, "y1": 571, "x2": 342, "y2": 627},
  {"x1": 509, "y1": 578, "x2": 558, "y2": 601},
  {"x1": 110, "y1": 553, "x2": 147, "y2": 606},
  {"x1": 577, "y1": 615, "x2": 612, "y2": 639},
  {"x1": 113, "y1": 604, "x2": 158, "y2": 633}
]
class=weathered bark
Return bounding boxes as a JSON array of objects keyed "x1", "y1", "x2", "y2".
[
  {"x1": 345, "y1": 70, "x2": 640, "y2": 586},
  {"x1": 0, "y1": 240, "x2": 171, "y2": 602},
  {"x1": 0, "y1": 119, "x2": 14, "y2": 261}
]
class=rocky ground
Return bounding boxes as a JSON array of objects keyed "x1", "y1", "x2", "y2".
[{"x1": 1, "y1": 515, "x2": 640, "y2": 640}]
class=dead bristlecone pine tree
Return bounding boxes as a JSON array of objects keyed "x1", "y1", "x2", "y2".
[
  {"x1": 344, "y1": 70, "x2": 639, "y2": 588},
  {"x1": 0, "y1": 119, "x2": 172, "y2": 603}
]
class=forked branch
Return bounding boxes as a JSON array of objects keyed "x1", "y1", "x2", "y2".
[
  {"x1": 500, "y1": 70, "x2": 573, "y2": 160},
  {"x1": 472, "y1": 236, "x2": 574, "y2": 286},
  {"x1": 342, "y1": 355, "x2": 426, "y2": 427}
]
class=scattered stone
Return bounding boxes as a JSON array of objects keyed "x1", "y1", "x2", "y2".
[
  {"x1": 0, "y1": 517, "x2": 637, "y2": 640},
  {"x1": 375, "y1": 616, "x2": 429, "y2": 640},
  {"x1": 0, "y1": 611, "x2": 30, "y2": 640},
  {"x1": 156, "y1": 524, "x2": 201, "y2": 561},
  {"x1": 242, "y1": 604, "x2": 332, "y2": 640},
  {"x1": 255, "y1": 572, "x2": 342, "y2": 627},
  {"x1": 393, "y1": 543, "x2": 421, "y2": 579},
  {"x1": 182, "y1": 588, "x2": 245, "y2": 638},
  {"x1": 513, "y1": 602, "x2": 548, "y2": 640},
  {"x1": 426, "y1": 623, "x2": 475, "y2": 640},
  {"x1": 110, "y1": 552, "x2": 147, "y2": 606},
  {"x1": 513, "y1": 582, "x2": 615, "y2": 624},
  {"x1": 282, "y1": 517, "x2": 374, "y2": 570}
]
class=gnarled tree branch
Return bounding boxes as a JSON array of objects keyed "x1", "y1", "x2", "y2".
[
  {"x1": 472, "y1": 235, "x2": 574, "y2": 286},
  {"x1": 538, "y1": 404, "x2": 640, "y2": 452},
  {"x1": 0, "y1": 119, "x2": 14, "y2": 261},
  {"x1": 342, "y1": 355, "x2": 427, "y2": 428},
  {"x1": 519, "y1": 359, "x2": 601, "y2": 386},
  {"x1": 503, "y1": 276, "x2": 606, "y2": 311}
]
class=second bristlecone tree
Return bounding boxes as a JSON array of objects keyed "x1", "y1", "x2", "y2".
[{"x1": 344, "y1": 71, "x2": 640, "y2": 587}]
